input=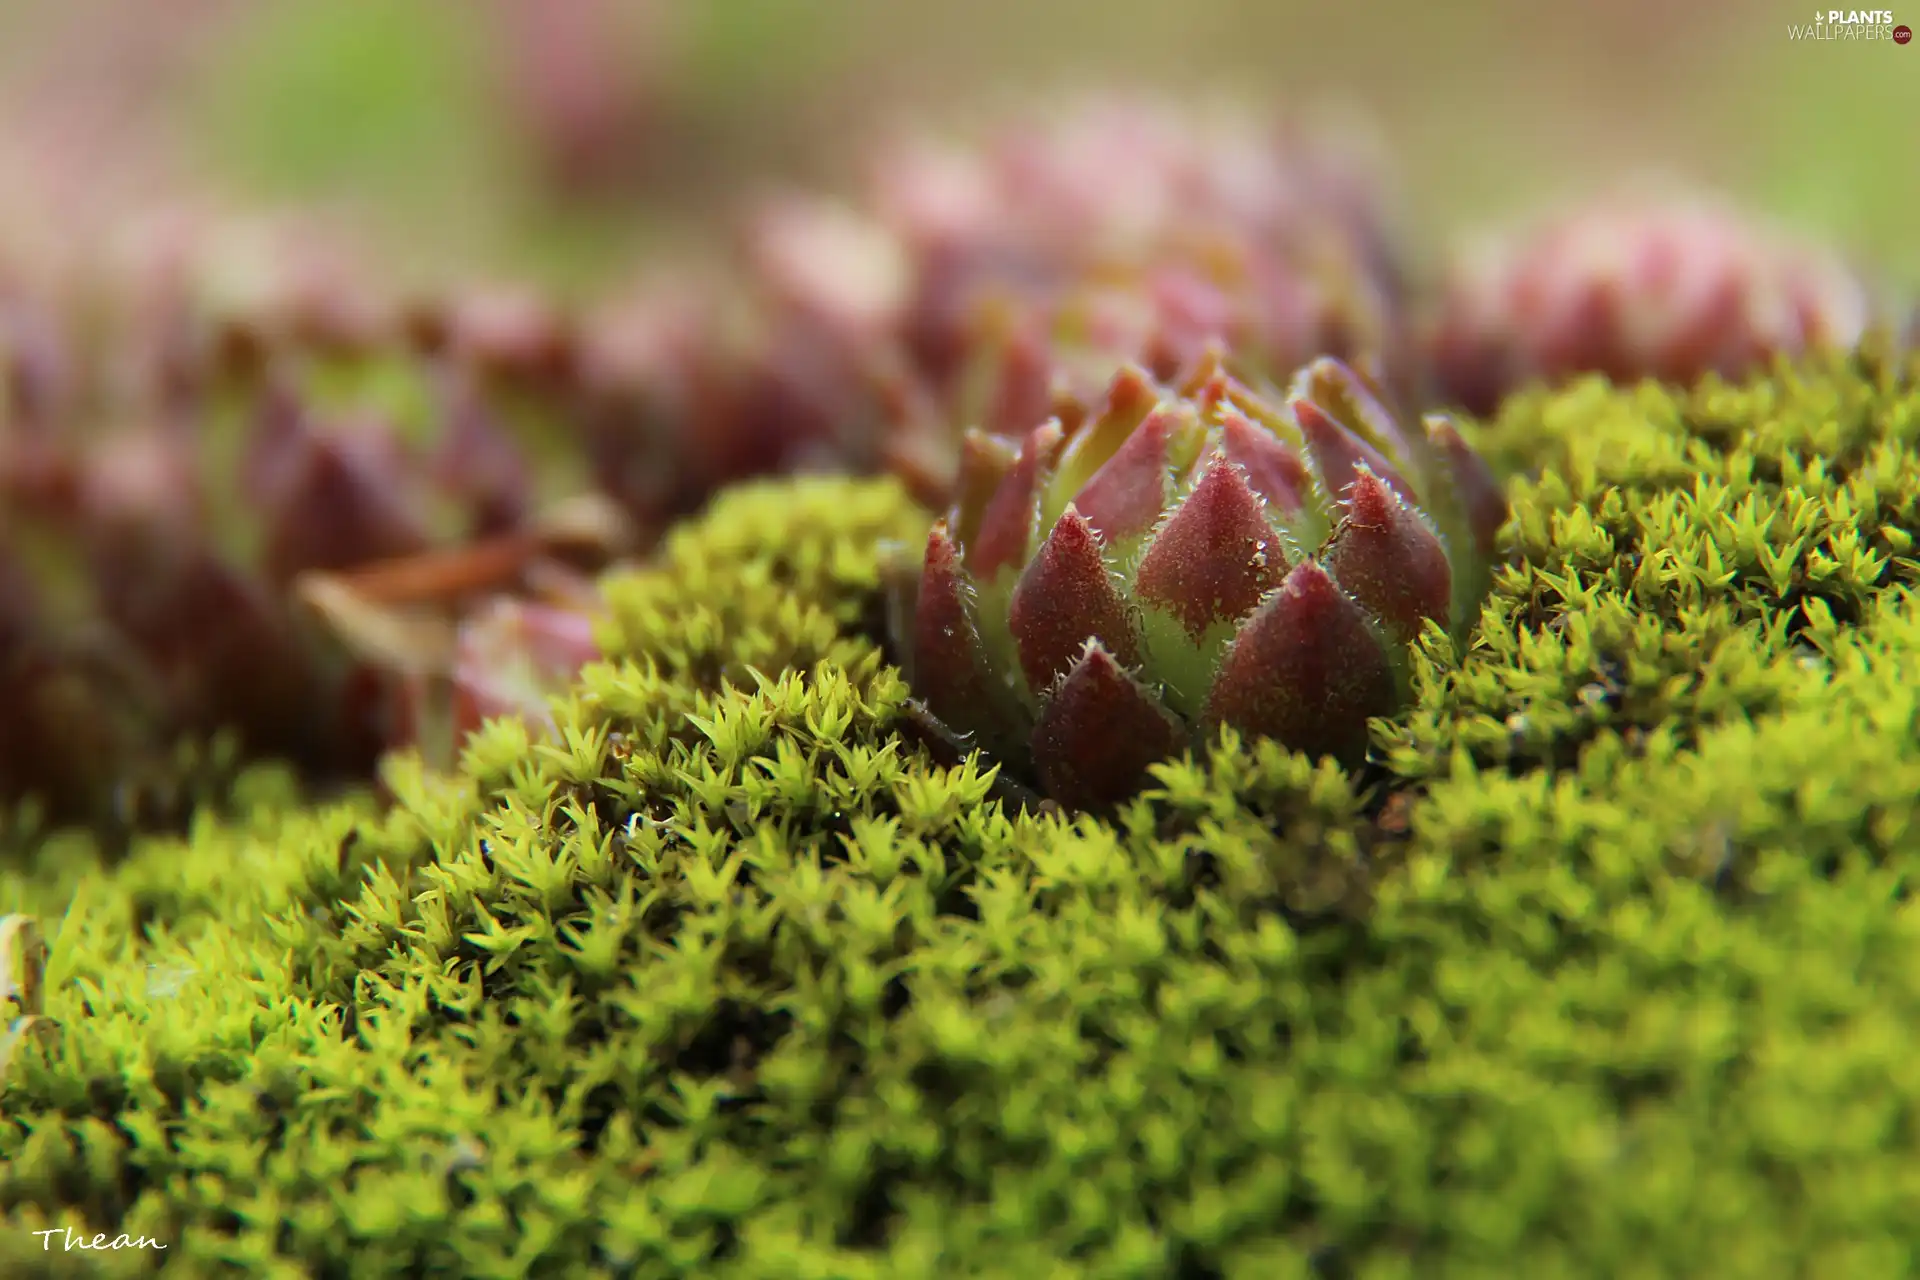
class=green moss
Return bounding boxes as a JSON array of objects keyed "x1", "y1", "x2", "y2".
[{"x1": 4, "y1": 353, "x2": 1920, "y2": 1276}]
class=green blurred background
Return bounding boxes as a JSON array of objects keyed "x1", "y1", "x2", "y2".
[{"x1": 0, "y1": 0, "x2": 1913, "y2": 295}]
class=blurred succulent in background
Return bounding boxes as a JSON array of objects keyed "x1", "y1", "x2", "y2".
[
  {"x1": 739, "y1": 95, "x2": 1413, "y2": 506},
  {"x1": 893, "y1": 351, "x2": 1505, "y2": 811},
  {"x1": 486, "y1": 0, "x2": 673, "y2": 200},
  {"x1": 478, "y1": 0, "x2": 851, "y2": 210},
  {"x1": 1425, "y1": 195, "x2": 1886, "y2": 416},
  {"x1": 0, "y1": 225, "x2": 627, "y2": 832},
  {"x1": 300, "y1": 538, "x2": 609, "y2": 777},
  {"x1": 575, "y1": 270, "x2": 906, "y2": 538},
  {"x1": 441, "y1": 596, "x2": 601, "y2": 743},
  {"x1": 433, "y1": 94, "x2": 1418, "y2": 543}
]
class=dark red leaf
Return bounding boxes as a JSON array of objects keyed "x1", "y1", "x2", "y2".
[
  {"x1": 1322, "y1": 466, "x2": 1452, "y2": 648},
  {"x1": 1134, "y1": 457, "x2": 1288, "y2": 641},
  {"x1": 1008, "y1": 506, "x2": 1141, "y2": 694},
  {"x1": 984, "y1": 318, "x2": 1057, "y2": 436},
  {"x1": 1200, "y1": 558, "x2": 1398, "y2": 767},
  {"x1": 948, "y1": 429, "x2": 1019, "y2": 549},
  {"x1": 431, "y1": 373, "x2": 532, "y2": 535},
  {"x1": 1050, "y1": 362, "x2": 1164, "y2": 506},
  {"x1": 1030, "y1": 641, "x2": 1184, "y2": 810},
  {"x1": 263, "y1": 430, "x2": 433, "y2": 583},
  {"x1": 913, "y1": 521, "x2": 1017, "y2": 744},
  {"x1": 1294, "y1": 355, "x2": 1418, "y2": 472}
]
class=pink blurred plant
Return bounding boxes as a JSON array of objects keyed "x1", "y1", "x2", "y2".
[
  {"x1": 488, "y1": 0, "x2": 674, "y2": 198},
  {"x1": 1426, "y1": 195, "x2": 1879, "y2": 415}
]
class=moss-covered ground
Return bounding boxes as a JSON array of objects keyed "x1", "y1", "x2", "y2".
[{"x1": 3, "y1": 348, "x2": 1920, "y2": 1277}]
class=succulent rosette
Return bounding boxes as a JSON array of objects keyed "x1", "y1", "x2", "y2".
[
  {"x1": 1426, "y1": 195, "x2": 1883, "y2": 416},
  {"x1": 897, "y1": 351, "x2": 1505, "y2": 811}
]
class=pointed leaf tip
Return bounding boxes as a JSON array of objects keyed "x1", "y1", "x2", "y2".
[
  {"x1": 1190, "y1": 367, "x2": 1233, "y2": 419},
  {"x1": 1103, "y1": 361, "x2": 1161, "y2": 422},
  {"x1": 1049, "y1": 364, "x2": 1165, "y2": 515},
  {"x1": 1220, "y1": 411, "x2": 1311, "y2": 517},
  {"x1": 1008, "y1": 506, "x2": 1142, "y2": 695},
  {"x1": 1174, "y1": 341, "x2": 1232, "y2": 399},
  {"x1": 1300, "y1": 355, "x2": 1380, "y2": 404},
  {"x1": 1072, "y1": 402, "x2": 1200, "y2": 542},
  {"x1": 966, "y1": 419, "x2": 1064, "y2": 578},
  {"x1": 432, "y1": 379, "x2": 531, "y2": 533},
  {"x1": 1135, "y1": 458, "x2": 1288, "y2": 640},
  {"x1": 1296, "y1": 353, "x2": 1421, "y2": 469},
  {"x1": 1424, "y1": 414, "x2": 1507, "y2": 557},
  {"x1": 1323, "y1": 466, "x2": 1452, "y2": 648},
  {"x1": 1031, "y1": 641, "x2": 1183, "y2": 811},
  {"x1": 1291, "y1": 394, "x2": 1418, "y2": 515},
  {"x1": 950, "y1": 429, "x2": 1019, "y2": 547},
  {"x1": 985, "y1": 320, "x2": 1057, "y2": 436},
  {"x1": 912, "y1": 521, "x2": 1011, "y2": 739},
  {"x1": 1201, "y1": 558, "x2": 1399, "y2": 768}
]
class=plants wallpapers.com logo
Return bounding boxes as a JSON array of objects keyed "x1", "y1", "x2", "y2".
[{"x1": 1787, "y1": 8, "x2": 1912, "y2": 39}]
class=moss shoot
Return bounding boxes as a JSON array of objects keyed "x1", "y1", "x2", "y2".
[{"x1": 3, "y1": 349, "x2": 1920, "y2": 1277}]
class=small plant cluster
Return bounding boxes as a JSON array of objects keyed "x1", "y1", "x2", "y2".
[
  {"x1": 2, "y1": 98, "x2": 1911, "y2": 830},
  {"x1": 2, "y1": 347, "x2": 1918, "y2": 1274},
  {"x1": 896, "y1": 352, "x2": 1502, "y2": 809}
]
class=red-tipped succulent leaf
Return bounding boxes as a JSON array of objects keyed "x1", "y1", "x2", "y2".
[{"x1": 1030, "y1": 640, "x2": 1184, "y2": 811}]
